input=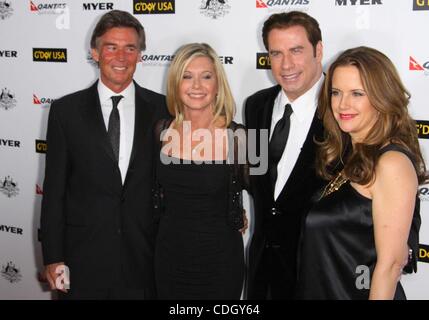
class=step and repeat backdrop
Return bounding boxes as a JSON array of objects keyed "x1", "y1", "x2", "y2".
[{"x1": 0, "y1": 0, "x2": 428, "y2": 299}]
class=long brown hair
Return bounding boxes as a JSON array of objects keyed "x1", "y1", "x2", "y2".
[{"x1": 317, "y1": 46, "x2": 427, "y2": 185}]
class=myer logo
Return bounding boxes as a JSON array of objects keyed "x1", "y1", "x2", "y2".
[
  {"x1": 416, "y1": 120, "x2": 429, "y2": 139},
  {"x1": 35, "y1": 139, "x2": 47, "y2": 153},
  {"x1": 0, "y1": 224, "x2": 23, "y2": 236},
  {"x1": 413, "y1": 0, "x2": 429, "y2": 10},
  {"x1": 335, "y1": 0, "x2": 382, "y2": 5},
  {"x1": 219, "y1": 56, "x2": 233, "y2": 64},
  {"x1": 256, "y1": 52, "x2": 271, "y2": 69},
  {"x1": 82, "y1": 2, "x2": 113, "y2": 10},
  {"x1": 134, "y1": 0, "x2": 175, "y2": 14},
  {"x1": 0, "y1": 139, "x2": 20, "y2": 148},
  {"x1": 256, "y1": 0, "x2": 310, "y2": 9},
  {"x1": 33, "y1": 48, "x2": 67, "y2": 63},
  {"x1": 419, "y1": 244, "x2": 429, "y2": 263},
  {"x1": 0, "y1": 50, "x2": 17, "y2": 58}
]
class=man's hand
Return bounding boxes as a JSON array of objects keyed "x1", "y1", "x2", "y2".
[{"x1": 43, "y1": 262, "x2": 69, "y2": 293}]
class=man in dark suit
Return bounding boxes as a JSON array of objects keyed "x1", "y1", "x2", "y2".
[
  {"x1": 40, "y1": 10, "x2": 167, "y2": 299},
  {"x1": 245, "y1": 11, "x2": 420, "y2": 299},
  {"x1": 245, "y1": 11, "x2": 325, "y2": 300}
]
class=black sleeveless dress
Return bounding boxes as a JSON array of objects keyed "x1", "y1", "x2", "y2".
[
  {"x1": 296, "y1": 145, "x2": 418, "y2": 300},
  {"x1": 154, "y1": 156, "x2": 245, "y2": 299}
]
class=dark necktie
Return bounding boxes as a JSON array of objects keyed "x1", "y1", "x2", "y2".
[
  {"x1": 108, "y1": 95, "x2": 123, "y2": 162},
  {"x1": 268, "y1": 103, "x2": 293, "y2": 193}
]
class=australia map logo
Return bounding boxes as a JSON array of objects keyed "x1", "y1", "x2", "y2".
[
  {"x1": 0, "y1": 176, "x2": 19, "y2": 197},
  {"x1": 1, "y1": 261, "x2": 22, "y2": 283},
  {"x1": 200, "y1": 0, "x2": 230, "y2": 19},
  {"x1": 0, "y1": 1, "x2": 13, "y2": 20},
  {"x1": 0, "y1": 88, "x2": 17, "y2": 110}
]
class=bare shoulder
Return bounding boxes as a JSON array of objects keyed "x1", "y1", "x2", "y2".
[{"x1": 375, "y1": 150, "x2": 417, "y2": 186}]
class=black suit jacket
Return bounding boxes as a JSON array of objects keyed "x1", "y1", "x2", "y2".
[
  {"x1": 244, "y1": 85, "x2": 420, "y2": 297},
  {"x1": 245, "y1": 85, "x2": 325, "y2": 297},
  {"x1": 40, "y1": 81, "x2": 168, "y2": 293}
]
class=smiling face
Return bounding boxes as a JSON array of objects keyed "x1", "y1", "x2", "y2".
[
  {"x1": 267, "y1": 25, "x2": 323, "y2": 102},
  {"x1": 91, "y1": 27, "x2": 141, "y2": 93},
  {"x1": 179, "y1": 56, "x2": 218, "y2": 114},
  {"x1": 331, "y1": 65, "x2": 379, "y2": 143}
]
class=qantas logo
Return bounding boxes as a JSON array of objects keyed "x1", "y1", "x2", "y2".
[
  {"x1": 30, "y1": 1, "x2": 67, "y2": 13},
  {"x1": 256, "y1": 0, "x2": 309, "y2": 8},
  {"x1": 256, "y1": 0, "x2": 268, "y2": 7},
  {"x1": 409, "y1": 56, "x2": 429, "y2": 76},
  {"x1": 33, "y1": 94, "x2": 54, "y2": 106},
  {"x1": 36, "y1": 184, "x2": 43, "y2": 195},
  {"x1": 409, "y1": 56, "x2": 424, "y2": 71}
]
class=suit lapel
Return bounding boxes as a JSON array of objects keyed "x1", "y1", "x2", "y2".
[
  {"x1": 257, "y1": 86, "x2": 280, "y2": 199},
  {"x1": 80, "y1": 81, "x2": 117, "y2": 163},
  {"x1": 123, "y1": 83, "x2": 155, "y2": 189},
  {"x1": 276, "y1": 113, "x2": 323, "y2": 202}
]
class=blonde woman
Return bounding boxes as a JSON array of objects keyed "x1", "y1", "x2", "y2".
[{"x1": 153, "y1": 43, "x2": 247, "y2": 299}]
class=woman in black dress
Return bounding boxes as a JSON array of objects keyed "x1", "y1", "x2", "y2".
[
  {"x1": 296, "y1": 47, "x2": 427, "y2": 299},
  {"x1": 153, "y1": 43, "x2": 248, "y2": 299}
]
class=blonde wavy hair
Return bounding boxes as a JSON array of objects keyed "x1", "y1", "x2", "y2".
[{"x1": 166, "y1": 43, "x2": 235, "y2": 127}]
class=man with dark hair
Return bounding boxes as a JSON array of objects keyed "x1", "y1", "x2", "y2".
[
  {"x1": 40, "y1": 10, "x2": 167, "y2": 299},
  {"x1": 245, "y1": 11, "x2": 420, "y2": 299}
]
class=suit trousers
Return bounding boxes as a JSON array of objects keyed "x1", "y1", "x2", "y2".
[{"x1": 249, "y1": 245, "x2": 296, "y2": 300}]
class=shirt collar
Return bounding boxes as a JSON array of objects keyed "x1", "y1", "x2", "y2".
[
  {"x1": 97, "y1": 80, "x2": 135, "y2": 106},
  {"x1": 277, "y1": 74, "x2": 324, "y2": 123}
]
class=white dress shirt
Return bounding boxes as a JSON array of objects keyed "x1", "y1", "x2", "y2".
[
  {"x1": 270, "y1": 75, "x2": 324, "y2": 200},
  {"x1": 98, "y1": 80, "x2": 135, "y2": 184}
]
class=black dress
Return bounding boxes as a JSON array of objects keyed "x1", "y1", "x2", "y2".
[
  {"x1": 154, "y1": 156, "x2": 245, "y2": 299},
  {"x1": 296, "y1": 145, "x2": 417, "y2": 300}
]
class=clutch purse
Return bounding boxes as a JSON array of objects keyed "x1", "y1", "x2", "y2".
[{"x1": 227, "y1": 178, "x2": 244, "y2": 230}]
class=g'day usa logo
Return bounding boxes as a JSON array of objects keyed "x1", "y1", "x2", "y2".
[
  {"x1": 0, "y1": 175, "x2": 19, "y2": 197},
  {"x1": 413, "y1": 0, "x2": 429, "y2": 10},
  {"x1": 1, "y1": 261, "x2": 22, "y2": 283},
  {"x1": 133, "y1": 0, "x2": 175, "y2": 14},
  {"x1": 200, "y1": 0, "x2": 231, "y2": 19},
  {"x1": 410, "y1": 56, "x2": 429, "y2": 76},
  {"x1": 419, "y1": 244, "x2": 429, "y2": 263},
  {"x1": 0, "y1": 87, "x2": 17, "y2": 110},
  {"x1": 256, "y1": 0, "x2": 309, "y2": 9},
  {"x1": 33, "y1": 48, "x2": 67, "y2": 62},
  {"x1": 0, "y1": 1, "x2": 13, "y2": 20}
]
